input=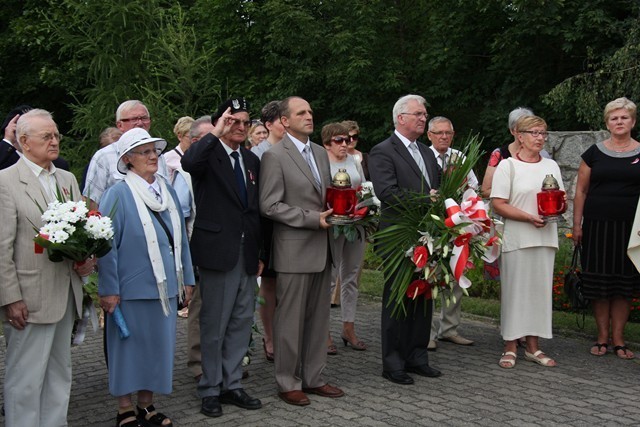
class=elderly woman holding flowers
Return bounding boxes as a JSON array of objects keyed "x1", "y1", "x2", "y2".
[
  {"x1": 322, "y1": 122, "x2": 368, "y2": 352},
  {"x1": 98, "y1": 128, "x2": 195, "y2": 427},
  {"x1": 491, "y1": 115, "x2": 563, "y2": 369}
]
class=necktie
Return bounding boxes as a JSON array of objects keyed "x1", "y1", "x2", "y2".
[
  {"x1": 409, "y1": 142, "x2": 431, "y2": 186},
  {"x1": 302, "y1": 145, "x2": 321, "y2": 190},
  {"x1": 230, "y1": 151, "x2": 248, "y2": 208},
  {"x1": 439, "y1": 153, "x2": 447, "y2": 171}
]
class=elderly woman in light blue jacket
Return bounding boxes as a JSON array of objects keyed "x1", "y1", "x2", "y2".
[{"x1": 98, "y1": 128, "x2": 195, "y2": 427}]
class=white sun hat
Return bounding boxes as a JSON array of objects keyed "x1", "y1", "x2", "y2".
[{"x1": 116, "y1": 128, "x2": 167, "y2": 174}]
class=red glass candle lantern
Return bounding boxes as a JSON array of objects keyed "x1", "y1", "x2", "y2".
[
  {"x1": 326, "y1": 169, "x2": 357, "y2": 221},
  {"x1": 537, "y1": 174, "x2": 566, "y2": 222}
]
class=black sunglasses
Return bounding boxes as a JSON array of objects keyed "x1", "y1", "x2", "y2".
[{"x1": 332, "y1": 136, "x2": 350, "y2": 144}]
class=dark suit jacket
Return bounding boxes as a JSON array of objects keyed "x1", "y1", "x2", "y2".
[
  {"x1": 369, "y1": 131, "x2": 441, "y2": 371},
  {"x1": 181, "y1": 133, "x2": 261, "y2": 274},
  {"x1": 368, "y1": 132, "x2": 440, "y2": 229},
  {"x1": 53, "y1": 156, "x2": 70, "y2": 171},
  {"x1": 0, "y1": 139, "x2": 70, "y2": 171},
  {"x1": 0, "y1": 140, "x2": 19, "y2": 170}
]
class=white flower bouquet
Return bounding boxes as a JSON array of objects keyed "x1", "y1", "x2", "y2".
[{"x1": 34, "y1": 199, "x2": 114, "y2": 263}]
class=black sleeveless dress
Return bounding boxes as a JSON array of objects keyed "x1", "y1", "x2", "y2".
[{"x1": 581, "y1": 142, "x2": 640, "y2": 299}]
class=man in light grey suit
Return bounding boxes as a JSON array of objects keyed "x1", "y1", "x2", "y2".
[
  {"x1": 0, "y1": 109, "x2": 95, "y2": 426},
  {"x1": 259, "y1": 96, "x2": 344, "y2": 406},
  {"x1": 369, "y1": 94, "x2": 442, "y2": 386}
]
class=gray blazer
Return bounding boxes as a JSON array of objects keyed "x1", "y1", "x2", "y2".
[
  {"x1": 259, "y1": 135, "x2": 334, "y2": 273},
  {"x1": 0, "y1": 158, "x2": 84, "y2": 323}
]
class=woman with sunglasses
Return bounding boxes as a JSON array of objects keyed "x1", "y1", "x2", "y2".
[
  {"x1": 322, "y1": 122, "x2": 367, "y2": 353},
  {"x1": 491, "y1": 115, "x2": 563, "y2": 369},
  {"x1": 342, "y1": 120, "x2": 369, "y2": 181}
]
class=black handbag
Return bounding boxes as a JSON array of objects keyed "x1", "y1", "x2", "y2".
[{"x1": 564, "y1": 245, "x2": 588, "y2": 311}]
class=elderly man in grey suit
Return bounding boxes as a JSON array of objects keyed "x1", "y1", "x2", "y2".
[
  {"x1": 369, "y1": 94, "x2": 442, "y2": 385},
  {"x1": 182, "y1": 98, "x2": 263, "y2": 418},
  {"x1": 259, "y1": 96, "x2": 344, "y2": 406},
  {"x1": 0, "y1": 109, "x2": 95, "y2": 426}
]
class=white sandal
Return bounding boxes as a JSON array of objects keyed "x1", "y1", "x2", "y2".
[
  {"x1": 524, "y1": 350, "x2": 556, "y2": 367},
  {"x1": 498, "y1": 351, "x2": 517, "y2": 369}
]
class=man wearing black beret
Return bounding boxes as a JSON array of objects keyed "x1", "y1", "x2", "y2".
[{"x1": 182, "y1": 97, "x2": 263, "y2": 418}]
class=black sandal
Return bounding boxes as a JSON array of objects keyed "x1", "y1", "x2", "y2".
[
  {"x1": 137, "y1": 404, "x2": 173, "y2": 427},
  {"x1": 116, "y1": 410, "x2": 144, "y2": 427},
  {"x1": 613, "y1": 345, "x2": 634, "y2": 360},
  {"x1": 590, "y1": 342, "x2": 607, "y2": 356}
]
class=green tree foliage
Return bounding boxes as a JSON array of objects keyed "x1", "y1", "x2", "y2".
[
  {"x1": 0, "y1": 0, "x2": 638, "y2": 177},
  {"x1": 4, "y1": 0, "x2": 223, "y2": 175},
  {"x1": 488, "y1": 0, "x2": 638, "y2": 135},
  {"x1": 544, "y1": 23, "x2": 640, "y2": 129}
]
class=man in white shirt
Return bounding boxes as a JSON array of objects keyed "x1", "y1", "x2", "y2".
[
  {"x1": 427, "y1": 116, "x2": 477, "y2": 350},
  {"x1": 0, "y1": 109, "x2": 95, "y2": 426},
  {"x1": 83, "y1": 100, "x2": 168, "y2": 209}
]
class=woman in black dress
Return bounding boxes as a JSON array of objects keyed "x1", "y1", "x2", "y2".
[{"x1": 572, "y1": 97, "x2": 640, "y2": 359}]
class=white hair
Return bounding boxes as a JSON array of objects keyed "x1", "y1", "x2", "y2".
[
  {"x1": 392, "y1": 94, "x2": 426, "y2": 127},
  {"x1": 428, "y1": 116, "x2": 453, "y2": 132},
  {"x1": 508, "y1": 107, "x2": 534, "y2": 130},
  {"x1": 190, "y1": 115, "x2": 213, "y2": 140},
  {"x1": 115, "y1": 100, "x2": 149, "y2": 122},
  {"x1": 16, "y1": 109, "x2": 54, "y2": 145}
]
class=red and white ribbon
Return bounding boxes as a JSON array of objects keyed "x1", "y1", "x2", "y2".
[{"x1": 444, "y1": 189, "x2": 497, "y2": 288}]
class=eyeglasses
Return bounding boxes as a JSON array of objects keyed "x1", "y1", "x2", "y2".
[
  {"x1": 231, "y1": 118, "x2": 251, "y2": 128},
  {"x1": 429, "y1": 131, "x2": 455, "y2": 137},
  {"x1": 349, "y1": 134, "x2": 359, "y2": 141},
  {"x1": 129, "y1": 147, "x2": 162, "y2": 157},
  {"x1": 332, "y1": 136, "x2": 350, "y2": 145},
  {"x1": 401, "y1": 112, "x2": 429, "y2": 120},
  {"x1": 119, "y1": 115, "x2": 151, "y2": 124},
  {"x1": 26, "y1": 132, "x2": 62, "y2": 142},
  {"x1": 519, "y1": 130, "x2": 548, "y2": 138}
]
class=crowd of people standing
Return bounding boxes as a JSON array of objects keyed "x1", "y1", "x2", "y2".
[{"x1": 0, "y1": 93, "x2": 638, "y2": 426}]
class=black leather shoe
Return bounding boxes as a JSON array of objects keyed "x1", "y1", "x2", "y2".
[
  {"x1": 201, "y1": 396, "x2": 222, "y2": 418},
  {"x1": 382, "y1": 370, "x2": 414, "y2": 385},
  {"x1": 220, "y1": 388, "x2": 262, "y2": 410},
  {"x1": 406, "y1": 364, "x2": 442, "y2": 378}
]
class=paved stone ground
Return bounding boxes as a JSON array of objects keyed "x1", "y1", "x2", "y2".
[{"x1": 1, "y1": 296, "x2": 640, "y2": 426}]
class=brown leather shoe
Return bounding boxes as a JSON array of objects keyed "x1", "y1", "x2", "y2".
[
  {"x1": 278, "y1": 390, "x2": 310, "y2": 406},
  {"x1": 302, "y1": 383, "x2": 345, "y2": 398}
]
